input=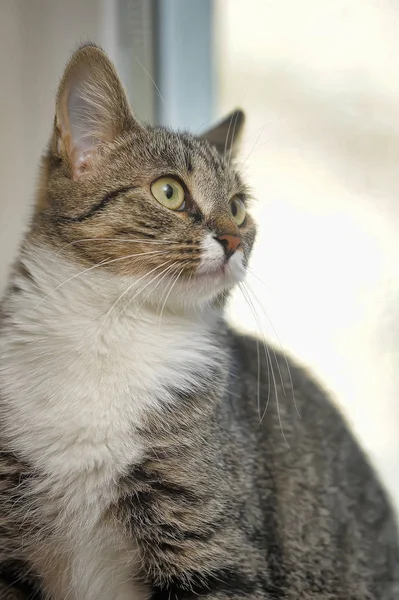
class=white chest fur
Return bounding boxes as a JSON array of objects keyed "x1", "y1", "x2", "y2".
[{"x1": 0, "y1": 245, "x2": 221, "y2": 600}]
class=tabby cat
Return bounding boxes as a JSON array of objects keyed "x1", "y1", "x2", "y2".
[{"x1": 0, "y1": 44, "x2": 397, "y2": 600}]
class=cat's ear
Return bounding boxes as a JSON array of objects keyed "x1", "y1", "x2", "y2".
[
  {"x1": 200, "y1": 109, "x2": 245, "y2": 157},
  {"x1": 54, "y1": 44, "x2": 141, "y2": 179}
]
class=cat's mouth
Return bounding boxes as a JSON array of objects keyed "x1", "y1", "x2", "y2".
[
  {"x1": 194, "y1": 253, "x2": 246, "y2": 288},
  {"x1": 194, "y1": 233, "x2": 246, "y2": 290}
]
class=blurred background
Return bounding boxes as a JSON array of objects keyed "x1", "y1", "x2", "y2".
[{"x1": 1, "y1": 0, "x2": 398, "y2": 508}]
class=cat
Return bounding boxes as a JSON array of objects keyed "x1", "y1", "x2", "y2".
[{"x1": 0, "y1": 43, "x2": 397, "y2": 600}]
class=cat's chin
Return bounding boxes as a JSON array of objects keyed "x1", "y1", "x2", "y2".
[
  {"x1": 143, "y1": 265, "x2": 244, "y2": 313},
  {"x1": 195, "y1": 266, "x2": 243, "y2": 288},
  {"x1": 124, "y1": 253, "x2": 246, "y2": 312},
  {"x1": 180, "y1": 255, "x2": 247, "y2": 305},
  {"x1": 195, "y1": 265, "x2": 228, "y2": 280},
  {"x1": 196, "y1": 249, "x2": 246, "y2": 282}
]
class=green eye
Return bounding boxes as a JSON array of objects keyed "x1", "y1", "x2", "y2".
[
  {"x1": 229, "y1": 196, "x2": 246, "y2": 226},
  {"x1": 151, "y1": 177, "x2": 185, "y2": 211}
]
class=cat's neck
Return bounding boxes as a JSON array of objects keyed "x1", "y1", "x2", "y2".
[
  {"x1": 5, "y1": 240, "x2": 222, "y2": 331},
  {"x1": 0, "y1": 241, "x2": 227, "y2": 469}
]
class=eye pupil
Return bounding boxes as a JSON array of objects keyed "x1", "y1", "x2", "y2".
[
  {"x1": 164, "y1": 184, "x2": 174, "y2": 199},
  {"x1": 231, "y1": 201, "x2": 238, "y2": 217}
]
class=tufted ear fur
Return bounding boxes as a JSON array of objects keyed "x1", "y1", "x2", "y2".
[
  {"x1": 55, "y1": 44, "x2": 142, "y2": 180},
  {"x1": 200, "y1": 109, "x2": 245, "y2": 157}
]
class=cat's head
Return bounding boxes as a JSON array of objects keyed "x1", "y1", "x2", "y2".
[{"x1": 32, "y1": 44, "x2": 256, "y2": 310}]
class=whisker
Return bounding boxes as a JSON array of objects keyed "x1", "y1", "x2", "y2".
[
  {"x1": 255, "y1": 336, "x2": 261, "y2": 422},
  {"x1": 246, "y1": 267, "x2": 271, "y2": 291},
  {"x1": 234, "y1": 284, "x2": 261, "y2": 423},
  {"x1": 238, "y1": 283, "x2": 273, "y2": 426},
  {"x1": 98, "y1": 260, "x2": 173, "y2": 331},
  {"x1": 244, "y1": 281, "x2": 300, "y2": 419},
  {"x1": 244, "y1": 283, "x2": 286, "y2": 396},
  {"x1": 158, "y1": 266, "x2": 184, "y2": 325},
  {"x1": 33, "y1": 250, "x2": 168, "y2": 309},
  {"x1": 242, "y1": 123, "x2": 267, "y2": 165},
  {"x1": 194, "y1": 120, "x2": 209, "y2": 135},
  {"x1": 224, "y1": 113, "x2": 235, "y2": 158},
  {"x1": 240, "y1": 283, "x2": 289, "y2": 447},
  {"x1": 136, "y1": 262, "x2": 178, "y2": 311},
  {"x1": 248, "y1": 315, "x2": 261, "y2": 422},
  {"x1": 242, "y1": 282, "x2": 284, "y2": 423},
  {"x1": 135, "y1": 57, "x2": 165, "y2": 106},
  {"x1": 121, "y1": 262, "x2": 179, "y2": 318},
  {"x1": 228, "y1": 110, "x2": 240, "y2": 167}
]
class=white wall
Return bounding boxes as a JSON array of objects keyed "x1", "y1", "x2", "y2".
[
  {"x1": 0, "y1": 0, "x2": 107, "y2": 289},
  {"x1": 0, "y1": 0, "x2": 155, "y2": 289},
  {"x1": 217, "y1": 0, "x2": 399, "y2": 508}
]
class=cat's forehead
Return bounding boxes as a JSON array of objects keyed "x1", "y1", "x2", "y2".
[{"x1": 127, "y1": 126, "x2": 243, "y2": 194}]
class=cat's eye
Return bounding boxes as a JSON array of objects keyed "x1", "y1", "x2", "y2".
[
  {"x1": 150, "y1": 177, "x2": 185, "y2": 211},
  {"x1": 229, "y1": 196, "x2": 246, "y2": 226}
]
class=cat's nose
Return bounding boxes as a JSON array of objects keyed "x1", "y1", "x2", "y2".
[{"x1": 215, "y1": 234, "x2": 242, "y2": 260}]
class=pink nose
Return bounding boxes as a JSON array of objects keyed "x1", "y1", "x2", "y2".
[{"x1": 216, "y1": 234, "x2": 242, "y2": 259}]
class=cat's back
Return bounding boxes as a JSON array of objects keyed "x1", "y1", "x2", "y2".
[{"x1": 226, "y1": 330, "x2": 399, "y2": 598}]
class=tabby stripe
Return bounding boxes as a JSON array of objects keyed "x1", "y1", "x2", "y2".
[
  {"x1": 56, "y1": 185, "x2": 137, "y2": 222},
  {"x1": 0, "y1": 560, "x2": 43, "y2": 599}
]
